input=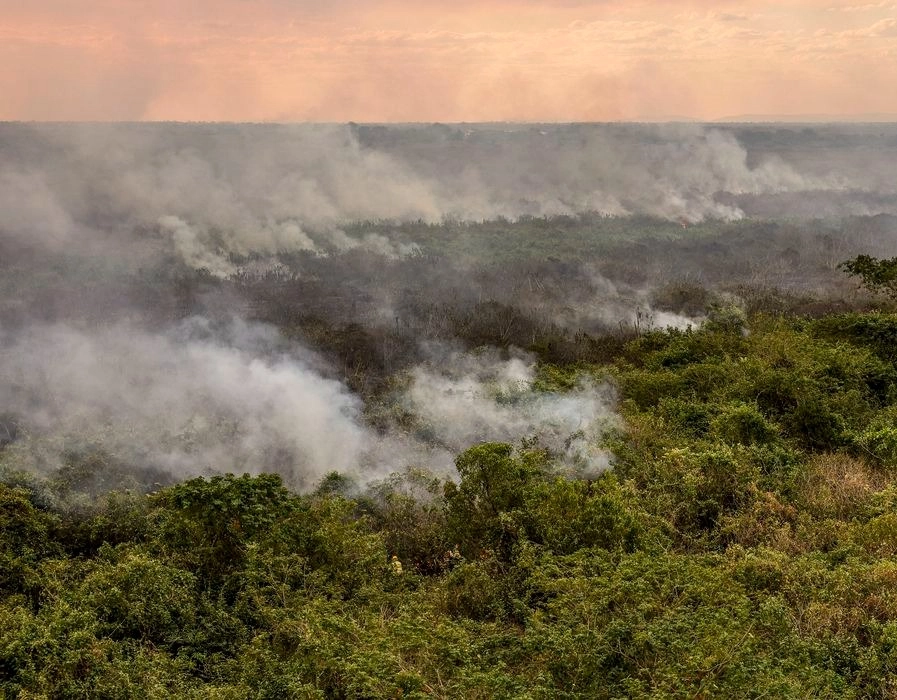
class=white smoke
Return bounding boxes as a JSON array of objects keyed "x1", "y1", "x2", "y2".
[
  {"x1": 323, "y1": 229, "x2": 422, "y2": 259},
  {"x1": 551, "y1": 271, "x2": 704, "y2": 333},
  {"x1": 159, "y1": 216, "x2": 237, "y2": 279},
  {"x1": 3, "y1": 318, "x2": 612, "y2": 487},
  {"x1": 0, "y1": 319, "x2": 371, "y2": 487},
  {"x1": 0, "y1": 122, "x2": 860, "y2": 272},
  {"x1": 402, "y1": 346, "x2": 617, "y2": 474}
]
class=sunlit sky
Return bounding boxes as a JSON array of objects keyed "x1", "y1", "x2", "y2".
[{"x1": 3, "y1": 0, "x2": 897, "y2": 122}]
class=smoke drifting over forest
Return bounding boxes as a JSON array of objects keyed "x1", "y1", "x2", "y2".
[
  {"x1": 3, "y1": 122, "x2": 897, "y2": 488},
  {"x1": 1, "y1": 320, "x2": 369, "y2": 482}
]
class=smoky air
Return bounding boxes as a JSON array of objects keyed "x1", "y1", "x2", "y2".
[{"x1": 1, "y1": 122, "x2": 896, "y2": 490}]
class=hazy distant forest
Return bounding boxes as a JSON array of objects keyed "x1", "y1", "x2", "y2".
[{"x1": 7, "y1": 122, "x2": 897, "y2": 698}]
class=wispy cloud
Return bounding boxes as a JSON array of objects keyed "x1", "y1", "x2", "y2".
[{"x1": 3, "y1": 1, "x2": 897, "y2": 120}]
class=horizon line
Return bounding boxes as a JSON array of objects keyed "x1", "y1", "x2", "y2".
[{"x1": 5, "y1": 117, "x2": 897, "y2": 126}]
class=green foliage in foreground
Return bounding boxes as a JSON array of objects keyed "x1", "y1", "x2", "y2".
[
  {"x1": 841, "y1": 255, "x2": 897, "y2": 300},
  {"x1": 7, "y1": 313, "x2": 897, "y2": 697}
]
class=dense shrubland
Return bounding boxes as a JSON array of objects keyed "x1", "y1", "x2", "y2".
[{"x1": 6, "y1": 299, "x2": 897, "y2": 697}]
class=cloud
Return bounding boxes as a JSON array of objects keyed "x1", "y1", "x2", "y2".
[
  {"x1": 853, "y1": 17, "x2": 897, "y2": 34},
  {"x1": 4, "y1": 1, "x2": 897, "y2": 120},
  {"x1": 829, "y1": 1, "x2": 897, "y2": 12},
  {"x1": 713, "y1": 12, "x2": 750, "y2": 21}
]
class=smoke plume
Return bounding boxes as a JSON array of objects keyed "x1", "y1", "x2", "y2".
[
  {"x1": 4, "y1": 122, "x2": 897, "y2": 490},
  {"x1": 402, "y1": 346, "x2": 617, "y2": 474},
  {"x1": 0, "y1": 319, "x2": 372, "y2": 487}
]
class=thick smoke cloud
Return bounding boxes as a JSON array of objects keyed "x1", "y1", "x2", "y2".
[
  {"x1": 0, "y1": 124, "x2": 443, "y2": 263},
  {"x1": 1, "y1": 122, "x2": 882, "y2": 272},
  {"x1": 0, "y1": 319, "x2": 370, "y2": 486},
  {"x1": 0, "y1": 320, "x2": 618, "y2": 486},
  {"x1": 385, "y1": 124, "x2": 838, "y2": 224},
  {"x1": 403, "y1": 346, "x2": 616, "y2": 474}
]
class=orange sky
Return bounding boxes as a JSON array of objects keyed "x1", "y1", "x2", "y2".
[{"x1": 3, "y1": 0, "x2": 897, "y2": 121}]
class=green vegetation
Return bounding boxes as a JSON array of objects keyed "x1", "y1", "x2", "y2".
[
  {"x1": 841, "y1": 255, "x2": 897, "y2": 301},
  {"x1": 6, "y1": 308, "x2": 897, "y2": 697}
]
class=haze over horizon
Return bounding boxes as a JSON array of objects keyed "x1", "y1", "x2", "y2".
[{"x1": 5, "y1": 0, "x2": 897, "y2": 123}]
